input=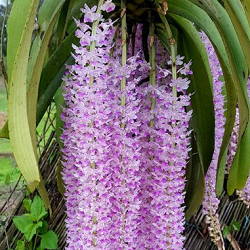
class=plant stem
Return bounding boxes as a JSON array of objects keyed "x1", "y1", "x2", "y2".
[
  {"x1": 149, "y1": 20, "x2": 156, "y2": 128},
  {"x1": 153, "y1": 0, "x2": 177, "y2": 96},
  {"x1": 89, "y1": 0, "x2": 104, "y2": 167},
  {"x1": 89, "y1": 0, "x2": 105, "y2": 87},
  {"x1": 88, "y1": 0, "x2": 105, "y2": 245},
  {"x1": 120, "y1": 1, "x2": 127, "y2": 247},
  {"x1": 121, "y1": 0, "x2": 127, "y2": 109},
  {"x1": 33, "y1": 232, "x2": 38, "y2": 250}
]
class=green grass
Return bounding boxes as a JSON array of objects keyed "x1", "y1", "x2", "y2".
[
  {"x1": 0, "y1": 87, "x2": 7, "y2": 112},
  {"x1": 0, "y1": 157, "x2": 20, "y2": 185},
  {"x1": 0, "y1": 80, "x2": 19, "y2": 188},
  {"x1": 0, "y1": 83, "x2": 12, "y2": 156},
  {"x1": 0, "y1": 138, "x2": 11, "y2": 152}
]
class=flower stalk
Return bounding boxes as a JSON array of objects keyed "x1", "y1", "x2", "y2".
[
  {"x1": 121, "y1": 0, "x2": 126, "y2": 109},
  {"x1": 90, "y1": 0, "x2": 105, "y2": 87},
  {"x1": 120, "y1": 0, "x2": 127, "y2": 246},
  {"x1": 149, "y1": 22, "x2": 156, "y2": 127}
]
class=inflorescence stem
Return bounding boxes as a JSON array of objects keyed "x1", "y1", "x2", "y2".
[
  {"x1": 149, "y1": 21, "x2": 156, "y2": 128},
  {"x1": 120, "y1": 0, "x2": 127, "y2": 247},
  {"x1": 88, "y1": 0, "x2": 105, "y2": 246},
  {"x1": 89, "y1": 0, "x2": 105, "y2": 87},
  {"x1": 153, "y1": 0, "x2": 177, "y2": 97}
]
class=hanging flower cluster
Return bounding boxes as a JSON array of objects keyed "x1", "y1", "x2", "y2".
[
  {"x1": 200, "y1": 32, "x2": 226, "y2": 244},
  {"x1": 137, "y1": 84, "x2": 192, "y2": 249},
  {"x1": 61, "y1": 2, "x2": 192, "y2": 249}
]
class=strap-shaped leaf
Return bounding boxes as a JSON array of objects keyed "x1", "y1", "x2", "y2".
[
  {"x1": 227, "y1": 124, "x2": 250, "y2": 194},
  {"x1": 170, "y1": 14, "x2": 215, "y2": 174},
  {"x1": 215, "y1": 59, "x2": 236, "y2": 195},
  {"x1": 186, "y1": 161, "x2": 205, "y2": 221},
  {"x1": 224, "y1": 0, "x2": 250, "y2": 193},
  {"x1": 222, "y1": 0, "x2": 250, "y2": 71},
  {"x1": 7, "y1": 0, "x2": 40, "y2": 191},
  {"x1": 168, "y1": 16, "x2": 213, "y2": 218},
  {"x1": 38, "y1": 30, "x2": 78, "y2": 100},
  {"x1": 54, "y1": 87, "x2": 66, "y2": 195},
  {"x1": 184, "y1": 131, "x2": 205, "y2": 220},
  {"x1": 168, "y1": 0, "x2": 237, "y2": 195},
  {"x1": 240, "y1": 0, "x2": 250, "y2": 28},
  {"x1": 190, "y1": 0, "x2": 250, "y2": 195},
  {"x1": 27, "y1": 0, "x2": 67, "y2": 152},
  {"x1": 37, "y1": 56, "x2": 74, "y2": 125},
  {"x1": 6, "y1": 0, "x2": 36, "y2": 81},
  {"x1": 57, "y1": 0, "x2": 75, "y2": 45},
  {"x1": 1, "y1": 31, "x2": 77, "y2": 139}
]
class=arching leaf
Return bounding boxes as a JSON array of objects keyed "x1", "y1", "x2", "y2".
[
  {"x1": 189, "y1": 0, "x2": 250, "y2": 195},
  {"x1": 7, "y1": 0, "x2": 40, "y2": 191},
  {"x1": 168, "y1": 0, "x2": 237, "y2": 195},
  {"x1": 170, "y1": 14, "x2": 215, "y2": 174},
  {"x1": 27, "y1": 0, "x2": 67, "y2": 153}
]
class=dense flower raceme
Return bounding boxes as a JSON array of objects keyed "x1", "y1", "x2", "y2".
[
  {"x1": 137, "y1": 85, "x2": 192, "y2": 249},
  {"x1": 134, "y1": 38, "x2": 192, "y2": 249},
  {"x1": 200, "y1": 32, "x2": 226, "y2": 244},
  {"x1": 61, "y1": 3, "x2": 192, "y2": 250}
]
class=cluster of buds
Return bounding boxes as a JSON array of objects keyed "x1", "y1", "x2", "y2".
[{"x1": 205, "y1": 214, "x2": 222, "y2": 243}]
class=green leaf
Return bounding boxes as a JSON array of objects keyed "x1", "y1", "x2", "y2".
[
  {"x1": 38, "y1": 221, "x2": 48, "y2": 235},
  {"x1": 37, "y1": 246, "x2": 45, "y2": 250},
  {"x1": 223, "y1": 225, "x2": 231, "y2": 238},
  {"x1": 23, "y1": 198, "x2": 32, "y2": 212},
  {"x1": 155, "y1": 25, "x2": 171, "y2": 52},
  {"x1": 26, "y1": 0, "x2": 67, "y2": 152},
  {"x1": 24, "y1": 221, "x2": 42, "y2": 241},
  {"x1": 0, "y1": 121, "x2": 8, "y2": 139},
  {"x1": 49, "y1": 151, "x2": 57, "y2": 165},
  {"x1": 240, "y1": 0, "x2": 250, "y2": 28},
  {"x1": 7, "y1": 0, "x2": 40, "y2": 192},
  {"x1": 222, "y1": 0, "x2": 250, "y2": 71},
  {"x1": 13, "y1": 215, "x2": 33, "y2": 233},
  {"x1": 40, "y1": 231, "x2": 58, "y2": 249},
  {"x1": 215, "y1": 139, "x2": 228, "y2": 195},
  {"x1": 171, "y1": 14, "x2": 215, "y2": 174},
  {"x1": 2, "y1": 21, "x2": 77, "y2": 139},
  {"x1": 185, "y1": 165, "x2": 205, "y2": 221},
  {"x1": 54, "y1": 86, "x2": 65, "y2": 148},
  {"x1": 185, "y1": 133, "x2": 205, "y2": 220},
  {"x1": 228, "y1": 123, "x2": 250, "y2": 194},
  {"x1": 15, "y1": 240, "x2": 25, "y2": 250},
  {"x1": 24, "y1": 213, "x2": 37, "y2": 222},
  {"x1": 4, "y1": 173, "x2": 10, "y2": 185},
  {"x1": 37, "y1": 56, "x2": 74, "y2": 126},
  {"x1": 30, "y1": 195, "x2": 47, "y2": 221},
  {"x1": 189, "y1": 0, "x2": 250, "y2": 195},
  {"x1": 168, "y1": 0, "x2": 237, "y2": 196},
  {"x1": 38, "y1": 30, "x2": 77, "y2": 100},
  {"x1": 7, "y1": 0, "x2": 36, "y2": 81},
  {"x1": 57, "y1": 0, "x2": 75, "y2": 45},
  {"x1": 57, "y1": 160, "x2": 66, "y2": 196},
  {"x1": 231, "y1": 220, "x2": 241, "y2": 231}
]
